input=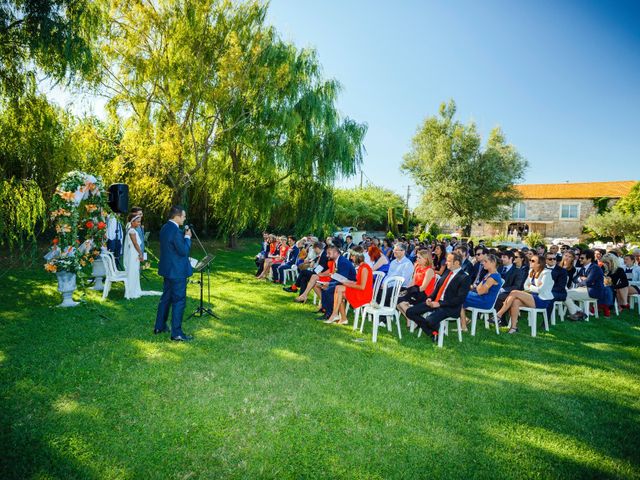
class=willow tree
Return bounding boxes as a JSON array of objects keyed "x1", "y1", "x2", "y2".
[
  {"x1": 402, "y1": 100, "x2": 527, "y2": 236},
  {"x1": 99, "y1": 0, "x2": 365, "y2": 242}
]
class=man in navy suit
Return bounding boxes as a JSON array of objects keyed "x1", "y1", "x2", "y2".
[
  {"x1": 320, "y1": 245, "x2": 356, "y2": 320},
  {"x1": 566, "y1": 249, "x2": 605, "y2": 321},
  {"x1": 494, "y1": 250, "x2": 527, "y2": 319},
  {"x1": 154, "y1": 206, "x2": 194, "y2": 341}
]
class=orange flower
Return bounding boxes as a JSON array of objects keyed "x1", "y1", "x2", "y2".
[
  {"x1": 44, "y1": 263, "x2": 57, "y2": 273},
  {"x1": 52, "y1": 238, "x2": 59, "y2": 245},
  {"x1": 89, "y1": 257, "x2": 94, "y2": 263},
  {"x1": 56, "y1": 189, "x2": 75, "y2": 202},
  {"x1": 85, "y1": 204, "x2": 98, "y2": 213},
  {"x1": 86, "y1": 221, "x2": 95, "y2": 229},
  {"x1": 97, "y1": 221, "x2": 106, "y2": 230},
  {"x1": 55, "y1": 224, "x2": 72, "y2": 234},
  {"x1": 80, "y1": 260, "x2": 87, "y2": 267}
]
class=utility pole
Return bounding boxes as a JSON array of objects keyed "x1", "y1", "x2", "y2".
[
  {"x1": 360, "y1": 168, "x2": 363, "y2": 189},
  {"x1": 405, "y1": 185, "x2": 410, "y2": 209}
]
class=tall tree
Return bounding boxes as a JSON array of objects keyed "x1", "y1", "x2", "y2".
[
  {"x1": 402, "y1": 100, "x2": 527, "y2": 235},
  {"x1": 334, "y1": 186, "x2": 405, "y2": 231}
]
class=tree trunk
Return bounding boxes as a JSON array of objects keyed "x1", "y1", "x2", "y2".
[
  {"x1": 462, "y1": 224, "x2": 472, "y2": 237},
  {"x1": 228, "y1": 233, "x2": 238, "y2": 249}
]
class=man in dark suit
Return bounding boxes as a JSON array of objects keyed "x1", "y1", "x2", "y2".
[
  {"x1": 471, "y1": 246, "x2": 489, "y2": 286},
  {"x1": 406, "y1": 252, "x2": 472, "y2": 342},
  {"x1": 320, "y1": 245, "x2": 356, "y2": 319},
  {"x1": 343, "y1": 235, "x2": 355, "y2": 252},
  {"x1": 494, "y1": 251, "x2": 527, "y2": 321},
  {"x1": 455, "y1": 245, "x2": 475, "y2": 278},
  {"x1": 566, "y1": 249, "x2": 605, "y2": 321},
  {"x1": 154, "y1": 206, "x2": 194, "y2": 341},
  {"x1": 273, "y1": 236, "x2": 299, "y2": 284}
]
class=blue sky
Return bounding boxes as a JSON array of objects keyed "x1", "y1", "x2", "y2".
[
  {"x1": 46, "y1": 1, "x2": 640, "y2": 207},
  {"x1": 266, "y1": 0, "x2": 640, "y2": 203}
]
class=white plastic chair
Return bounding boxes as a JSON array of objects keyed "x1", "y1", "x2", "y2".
[
  {"x1": 361, "y1": 276, "x2": 405, "y2": 342},
  {"x1": 417, "y1": 316, "x2": 462, "y2": 348},
  {"x1": 630, "y1": 294, "x2": 640, "y2": 314},
  {"x1": 101, "y1": 253, "x2": 128, "y2": 300},
  {"x1": 579, "y1": 298, "x2": 598, "y2": 321},
  {"x1": 467, "y1": 278, "x2": 504, "y2": 336},
  {"x1": 350, "y1": 271, "x2": 386, "y2": 330},
  {"x1": 551, "y1": 301, "x2": 566, "y2": 324},
  {"x1": 518, "y1": 307, "x2": 549, "y2": 337},
  {"x1": 282, "y1": 264, "x2": 298, "y2": 285}
]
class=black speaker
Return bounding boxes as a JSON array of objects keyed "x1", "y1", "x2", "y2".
[{"x1": 108, "y1": 184, "x2": 129, "y2": 213}]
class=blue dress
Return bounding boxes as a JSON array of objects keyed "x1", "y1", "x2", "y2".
[
  {"x1": 530, "y1": 276, "x2": 553, "y2": 308},
  {"x1": 464, "y1": 272, "x2": 502, "y2": 310}
]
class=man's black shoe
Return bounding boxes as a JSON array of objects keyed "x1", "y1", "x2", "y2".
[
  {"x1": 171, "y1": 335, "x2": 194, "y2": 342},
  {"x1": 153, "y1": 328, "x2": 169, "y2": 334},
  {"x1": 283, "y1": 286, "x2": 295, "y2": 292}
]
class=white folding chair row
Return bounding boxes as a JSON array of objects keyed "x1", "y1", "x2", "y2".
[
  {"x1": 350, "y1": 271, "x2": 386, "y2": 330},
  {"x1": 361, "y1": 276, "x2": 405, "y2": 343},
  {"x1": 100, "y1": 252, "x2": 128, "y2": 300},
  {"x1": 516, "y1": 307, "x2": 549, "y2": 337}
]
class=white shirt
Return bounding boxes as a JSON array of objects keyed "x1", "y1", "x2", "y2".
[
  {"x1": 106, "y1": 215, "x2": 123, "y2": 241},
  {"x1": 169, "y1": 220, "x2": 180, "y2": 228}
]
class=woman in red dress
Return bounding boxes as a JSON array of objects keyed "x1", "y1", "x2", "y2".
[
  {"x1": 397, "y1": 249, "x2": 436, "y2": 326},
  {"x1": 257, "y1": 235, "x2": 286, "y2": 279},
  {"x1": 329, "y1": 247, "x2": 373, "y2": 324}
]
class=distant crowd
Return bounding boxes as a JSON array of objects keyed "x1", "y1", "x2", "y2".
[{"x1": 254, "y1": 233, "x2": 640, "y2": 342}]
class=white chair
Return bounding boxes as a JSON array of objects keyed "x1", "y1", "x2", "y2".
[
  {"x1": 518, "y1": 307, "x2": 549, "y2": 337},
  {"x1": 417, "y1": 316, "x2": 462, "y2": 348},
  {"x1": 350, "y1": 271, "x2": 386, "y2": 330},
  {"x1": 630, "y1": 294, "x2": 640, "y2": 314},
  {"x1": 361, "y1": 276, "x2": 405, "y2": 342},
  {"x1": 551, "y1": 301, "x2": 566, "y2": 325},
  {"x1": 467, "y1": 278, "x2": 504, "y2": 336},
  {"x1": 101, "y1": 253, "x2": 128, "y2": 300},
  {"x1": 579, "y1": 299, "x2": 598, "y2": 321},
  {"x1": 282, "y1": 264, "x2": 298, "y2": 285}
]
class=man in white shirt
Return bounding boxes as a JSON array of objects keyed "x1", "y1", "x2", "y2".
[{"x1": 106, "y1": 213, "x2": 124, "y2": 268}]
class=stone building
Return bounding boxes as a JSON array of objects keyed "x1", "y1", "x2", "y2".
[{"x1": 471, "y1": 181, "x2": 637, "y2": 240}]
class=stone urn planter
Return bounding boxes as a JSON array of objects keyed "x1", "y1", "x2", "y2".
[
  {"x1": 91, "y1": 257, "x2": 106, "y2": 291},
  {"x1": 56, "y1": 271, "x2": 80, "y2": 307}
]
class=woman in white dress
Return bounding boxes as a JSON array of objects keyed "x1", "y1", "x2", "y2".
[{"x1": 123, "y1": 213, "x2": 160, "y2": 299}]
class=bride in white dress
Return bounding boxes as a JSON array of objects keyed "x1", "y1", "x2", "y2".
[{"x1": 122, "y1": 213, "x2": 161, "y2": 299}]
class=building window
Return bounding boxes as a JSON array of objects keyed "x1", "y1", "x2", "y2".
[
  {"x1": 560, "y1": 204, "x2": 579, "y2": 219},
  {"x1": 511, "y1": 202, "x2": 526, "y2": 220}
]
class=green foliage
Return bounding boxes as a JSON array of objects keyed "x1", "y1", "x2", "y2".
[
  {"x1": 593, "y1": 197, "x2": 612, "y2": 215},
  {"x1": 614, "y1": 182, "x2": 640, "y2": 215},
  {"x1": 402, "y1": 100, "x2": 528, "y2": 234},
  {"x1": 333, "y1": 186, "x2": 404, "y2": 231},
  {"x1": 0, "y1": 178, "x2": 46, "y2": 249},
  {"x1": 524, "y1": 232, "x2": 545, "y2": 248},
  {"x1": 0, "y1": 0, "x2": 103, "y2": 97},
  {"x1": 584, "y1": 210, "x2": 640, "y2": 243},
  {"x1": 386, "y1": 231, "x2": 395, "y2": 241}
]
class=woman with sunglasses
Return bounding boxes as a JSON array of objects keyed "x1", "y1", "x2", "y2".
[{"x1": 496, "y1": 254, "x2": 554, "y2": 334}]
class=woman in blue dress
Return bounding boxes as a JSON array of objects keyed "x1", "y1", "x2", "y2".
[{"x1": 460, "y1": 254, "x2": 502, "y2": 331}]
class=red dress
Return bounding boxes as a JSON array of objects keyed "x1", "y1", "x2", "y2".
[
  {"x1": 345, "y1": 263, "x2": 373, "y2": 308},
  {"x1": 272, "y1": 245, "x2": 289, "y2": 265},
  {"x1": 413, "y1": 265, "x2": 436, "y2": 296},
  {"x1": 318, "y1": 260, "x2": 335, "y2": 283}
]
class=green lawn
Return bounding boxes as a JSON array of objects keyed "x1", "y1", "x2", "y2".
[{"x1": 1, "y1": 240, "x2": 639, "y2": 479}]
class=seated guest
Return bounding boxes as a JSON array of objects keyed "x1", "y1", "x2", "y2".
[
  {"x1": 256, "y1": 235, "x2": 281, "y2": 279},
  {"x1": 397, "y1": 249, "x2": 437, "y2": 326},
  {"x1": 471, "y1": 246, "x2": 489, "y2": 286},
  {"x1": 623, "y1": 254, "x2": 640, "y2": 305},
  {"x1": 320, "y1": 245, "x2": 356, "y2": 321},
  {"x1": 548, "y1": 244, "x2": 561, "y2": 262},
  {"x1": 561, "y1": 251, "x2": 577, "y2": 289},
  {"x1": 494, "y1": 250, "x2": 527, "y2": 321},
  {"x1": 329, "y1": 246, "x2": 373, "y2": 324},
  {"x1": 594, "y1": 248, "x2": 605, "y2": 267},
  {"x1": 255, "y1": 232, "x2": 270, "y2": 277},
  {"x1": 272, "y1": 236, "x2": 299, "y2": 284},
  {"x1": 565, "y1": 249, "x2": 606, "y2": 321},
  {"x1": 460, "y1": 254, "x2": 502, "y2": 331},
  {"x1": 546, "y1": 252, "x2": 568, "y2": 303},
  {"x1": 514, "y1": 250, "x2": 529, "y2": 276},
  {"x1": 344, "y1": 235, "x2": 355, "y2": 252},
  {"x1": 293, "y1": 242, "x2": 328, "y2": 303},
  {"x1": 258, "y1": 236, "x2": 288, "y2": 280},
  {"x1": 381, "y1": 238, "x2": 394, "y2": 259},
  {"x1": 456, "y1": 245, "x2": 475, "y2": 278},
  {"x1": 385, "y1": 243, "x2": 415, "y2": 288},
  {"x1": 496, "y1": 254, "x2": 554, "y2": 334},
  {"x1": 368, "y1": 245, "x2": 390, "y2": 275},
  {"x1": 432, "y1": 244, "x2": 447, "y2": 275},
  {"x1": 405, "y1": 252, "x2": 472, "y2": 342},
  {"x1": 602, "y1": 253, "x2": 628, "y2": 313}
]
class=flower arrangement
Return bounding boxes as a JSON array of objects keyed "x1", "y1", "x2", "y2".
[{"x1": 45, "y1": 171, "x2": 111, "y2": 274}]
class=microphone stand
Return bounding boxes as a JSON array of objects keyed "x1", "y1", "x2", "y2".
[{"x1": 187, "y1": 225, "x2": 219, "y2": 320}]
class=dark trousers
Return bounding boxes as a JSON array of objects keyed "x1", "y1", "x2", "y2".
[
  {"x1": 155, "y1": 277, "x2": 187, "y2": 337},
  {"x1": 107, "y1": 238, "x2": 122, "y2": 269},
  {"x1": 273, "y1": 262, "x2": 294, "y2": 282},
  {"x1": 255, "y1": 258, "x2": 264, "y2": 276},
  {"x1": 494, "y1": 291, "x2": 509, "y2": 312},
  {"x1": 406, "y1": 303, "x2": 459, "y2": 335},
  {"x1": 398, "y1": 285, "x2": 427, "y2": 306},
  {"x1": 321, "y1": 282, "x2": 337, "y2": 317},
  {"x1": 296, "y1": 269, "x2": 314, "y2": 293}
]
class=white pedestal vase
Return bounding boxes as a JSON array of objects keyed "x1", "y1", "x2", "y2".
[
  {"x1": 56, "y1": 271, "x2": 80, "y2": 307},
  {"x1": 91, "y1": 257, "x2": 105, "y2": 291}
]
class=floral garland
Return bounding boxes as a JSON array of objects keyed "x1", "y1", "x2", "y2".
[{"x1": 44, "y1": 171, "x2": 110, "y2": 274}]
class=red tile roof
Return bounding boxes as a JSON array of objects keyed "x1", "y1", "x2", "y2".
[{"x1": 515, "y1": 181, "x2": 637, "y2": 200}]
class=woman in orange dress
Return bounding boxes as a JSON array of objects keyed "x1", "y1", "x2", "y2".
[
  {"x1": 329, "y1": 247, "x2": 373, "y2": 324},
  {"x1": 257, "y1": 235, "x2": 282, "y2": 279},
  {"x1": 397, "y1": 249, "x2": 436, "y2": 326}
]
